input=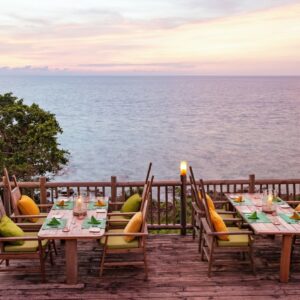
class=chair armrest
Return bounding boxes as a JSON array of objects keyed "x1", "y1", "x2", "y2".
[
  {"x1": 11, "y1": 214, "x2": 47, "y2": 219},
  {"x1": 107, "y1": 212, "x2": 135, "y2": 217},
  {"x1": 15, "y1": 223, "x2": 43, "y2": 230},
  {"x1": 104, "y1": 232, "x2": 148, "y2": 237},
  {"x1": 37, "y1": 204, "x2": 53, "y2": 208},
  {"x1": 108, "y1": 201, "x2": 124, "y2": 206},
  {"x1": 223, "y1": 218, "x2": 243, "y2": 222},
  {"x1": 107, "y1": 220, "x2": 129, "y2": 224},
  {"x1": 208, "y1": 231, "x2": 253, "y2": 236},
  {"x1": 0, "y1": 236, "x2": 41, "y2": 242},
  {"x1": 216, "y1": 210, "x2": 236, "y2": 214}
]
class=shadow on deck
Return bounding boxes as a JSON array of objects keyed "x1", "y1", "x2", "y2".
[{"x1": 1, "y1": 234, "x2": 300, "y2": 299}]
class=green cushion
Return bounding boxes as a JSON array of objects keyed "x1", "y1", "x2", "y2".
[
  {"x1": 217, "y1": 227, "x2": 250, "y2": 247},
  {"x1": 0, "y1": 215, "x2": 25, "y2": 245},
  {"x1": 109, "y1": 215, "x2": 130, "y2": 227},
  {"x1": 100, "y1": 229, "x2": 139, "y2": 249},
  {"x1": 4, "y1": 232, "x2": 48, "y2": 252},
  {"x1": 120, "y1": 193, "x2": 142, "y2": 214}
]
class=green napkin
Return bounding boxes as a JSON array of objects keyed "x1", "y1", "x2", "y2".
[
  {"x1": 89, "y1": 216, "x2": 101, "y2": 225},
  {"x1": 82, "y1": 217, "x2": 106, "y2": 229},
  {"x1": 248, "y1": 211, "x2": 258, "y2": 219},
  {"x1": 48, "y1": 217, "x2": 61, "y2": 226}
]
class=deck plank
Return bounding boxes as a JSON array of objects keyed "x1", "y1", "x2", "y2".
[{"x1": 0, "y1": 234, "x2": 300, "y2": 299}]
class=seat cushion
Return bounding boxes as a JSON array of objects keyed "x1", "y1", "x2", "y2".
[
  {"x1": 0, "y1": 215, "x2": 25, "y2": 245},
  {"x1": 100, "y1": 229, "x2": 139, "y2": 249},
  {"x1": 18, "y1": 195, "x2": 40, "y2": 223},
  {"x1": 123, "y1": 212, "x2": 143, "y2": 242},
  {"x1": 217, "y1": 227, "x2": 250, "y2": 247},
  {"x1": 4, "y1": 232, "x2": 48, "y2": 252},
  {"x1": 209, "y1": 208, "x2": 229, "y2": 241}
]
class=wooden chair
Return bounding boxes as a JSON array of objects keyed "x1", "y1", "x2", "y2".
[
  {"x1": 0, "y1": 197, "x2": 53, "y2": 282},
  {"x1": 189, "y1": 166, "x2": 240, "y2": 253},
  {"x1": 99, "y1": 176, "x2": 153, "y2": 279},
  {"x1": 3, "y1": 168, "x2": 52, "y2": 228},
  {"x1": 198, "y1": 179, "x2": 255, "y2": 276},
  {"x1": 107, "y1": 162, "x2": 152, "y2": 226}
]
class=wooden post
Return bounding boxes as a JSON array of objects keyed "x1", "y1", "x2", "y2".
[
  {"x1": 111, "y1": 176, "x2": 117, "y2": 209},
  {"x1": 39, "y1": 176, "x2": 47, "y2": 205},
  {"x1": 180, "y1": 174, "x2": 187, "y2": 235},
  {"x1": 249, "y1": 174, "x2": 255, "y2": 193},
  {"x1": 2, "y1": 176, "x2": 11, "y2": 215}
]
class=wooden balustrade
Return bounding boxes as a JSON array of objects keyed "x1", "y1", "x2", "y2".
[{"x1": 1, "y1": 175, "x2": 300, "y2": 234}]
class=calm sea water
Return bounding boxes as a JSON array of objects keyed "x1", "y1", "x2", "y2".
[{"x1": 0, "y1": 76, "x2": 299, "y2": 181}]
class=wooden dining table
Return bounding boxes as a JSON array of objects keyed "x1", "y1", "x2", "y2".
[
  {"x1": 38, "y1": 196, "x2": 108, "y2": 284},
  {"x1": 225, "y1": 193, "x2": 300, "y2": 283}
]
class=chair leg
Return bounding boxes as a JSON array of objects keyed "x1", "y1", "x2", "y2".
[
  {"x1": 198, "y1": 225, "x2": 203, "y2": 254},
  {"x1": 40, "y1": 250, "x2": 46, "y2": 283},
  {"x1": 207, "y1": 242, "x2": 214, "y2": 277},
  {"x1": 5, "y1": 260, "x2": 9, "y2": 266},
  {"x1": 143, "y1": 247, "x2": 149, "y2": 280},
  {"x1": 249, "y1": 247, "x2": 256, "y2": 274},
  {"x1": 99, "y1": 247, "x2": 106, "y2": 277},
  {"x1": 48, "y1": 243, "x2": 54, "y2": 266},
  {"x1": 52, "y1": 240, "x2": 58, "y2": 256}
]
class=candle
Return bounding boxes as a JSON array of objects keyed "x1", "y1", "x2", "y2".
[
  {"x1": 180, "y1": 161, "x2": 187, "y2": 176},
  {"x1": 267, "y1": 194, "x2": 273, "y2": 207},
  {"x1": 77, "y1": 196, "x2": 82, "y2": 210}
]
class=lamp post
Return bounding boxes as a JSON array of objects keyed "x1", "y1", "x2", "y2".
[{"x1": 180, "y1": 161, "x2": 187, "y2": 235}]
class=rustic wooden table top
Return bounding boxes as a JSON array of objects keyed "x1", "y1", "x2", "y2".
[
  {"x1": 38, "y1": 196, "x2": 108, "y2": 240},
  {"x1": 225, "y1": 193, "x2": 300, "y2": 235}
]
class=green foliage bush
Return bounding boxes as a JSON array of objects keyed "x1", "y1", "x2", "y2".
[{"x1": 0, "y1": 93, "x2": 69, "y2": 180}]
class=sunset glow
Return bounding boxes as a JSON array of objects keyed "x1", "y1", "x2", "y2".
[{"x1": 0, "y1": 0, "x2": 299, "y2": 75}]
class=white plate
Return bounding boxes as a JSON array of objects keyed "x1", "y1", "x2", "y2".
[
  {"x1": 89, "y1": 227, "x2": 101, "y2": 233},
  {"x1": 280, "y1": 204, "x2": 290, "y2": 208},
  {"x1": 53, "y1": 214, "x2": 62, "y2": 219}
]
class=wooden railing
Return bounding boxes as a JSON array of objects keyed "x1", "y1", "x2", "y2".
[{"x1": 1, "y1": 174, "x2": 300, "y2": 234}]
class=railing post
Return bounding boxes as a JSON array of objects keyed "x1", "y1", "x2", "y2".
[
  {"x1": 111, "y1": 176, "x2": 117, "y2": 205},
  {"x1": 249, "y1": 174, "x2": 255, "y2": 193},
  {"x1": 2, "y1": 175, "x2": 11, "y2": 215},
  {"x1": 39, "y1": 176, "x2": 47, "y2": 205},
  {"x1": 180, "y1": 174, "x2": 187, "y2": 235}
]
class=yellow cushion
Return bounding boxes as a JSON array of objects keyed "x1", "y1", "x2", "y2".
[
  {"x1": 209, "y1": 208, "x2": 229, "y2": 241},
  {"x1": 4, "y1": 232, "x2": 48, "y2": 252},
  {"x1": 198, "y1": 192, "x2": 215, "y2": 210},
  {"x1": 123, "y1": 212, "x2": 143, "y2": 242},
  {"x1": 0, "y1": 215, "x2": 25, "y2": 245},
  {"x1": 18, "y1": 195, "x2": 40, "y2": 223},
  {"x1": 100, "y1": 229, "x2": 139, "y2": 249},
  {"x1": 295, "y1": 204, "x2": 300, "y2": 212},
  {"x1": 217, "y1": 227, "x2": 250, "y2": 247}
]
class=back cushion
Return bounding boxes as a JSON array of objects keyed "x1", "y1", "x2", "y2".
[
  {"x1": 18, "y1": 195, "x2": 40, "y2": 223},
  {"x1": 0, "y1": 215, "x2": 25, "y2": 245}
]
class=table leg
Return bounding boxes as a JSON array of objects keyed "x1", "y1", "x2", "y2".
[
  {"x1": 65, "y1": 239, "x2": 78, "y2": 284},
  {"x1": 279, "y1": 234, "x2": 293, "y2": 283}
]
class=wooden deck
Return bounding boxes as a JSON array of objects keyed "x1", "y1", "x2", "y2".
[{"x1": 1, "y1": 234, "x2": 300, "y2": 299}]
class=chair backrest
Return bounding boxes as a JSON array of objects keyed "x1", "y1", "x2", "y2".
[
  {"x1": 198, "y1": 179, "x2": 215, "y2": 232},
  {"x1": 0, "y1": 198, "x2": 7, "y2": 219},
  {"x1": 145, "y1": 162, "x2": 152, "y2": 184},
  {"x1": 140, "y1": 175, "x2": 154, "y2": 235},
  {"x1": 189, "y1": 166, "x2": 205, "y2": 212},
  {"x1": 3, "y1": 168, "x2": 21, "y2": 216}
]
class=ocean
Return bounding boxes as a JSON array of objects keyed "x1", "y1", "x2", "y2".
[{"x1": 0, "y1": 76, "x2": 299, "y2": 181}]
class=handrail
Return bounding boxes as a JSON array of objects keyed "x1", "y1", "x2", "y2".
[{"x1": 1, "y1": 175, "x2": 300, "y2": 234}]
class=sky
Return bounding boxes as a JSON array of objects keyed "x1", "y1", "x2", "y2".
[{"x1": 0, "y1": 0, "x2": 300, "y2": 76}]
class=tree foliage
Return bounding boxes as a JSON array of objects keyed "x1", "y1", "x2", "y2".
[{"x1": 0, "y1": 93, "x2": 69, "y2": 180}]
